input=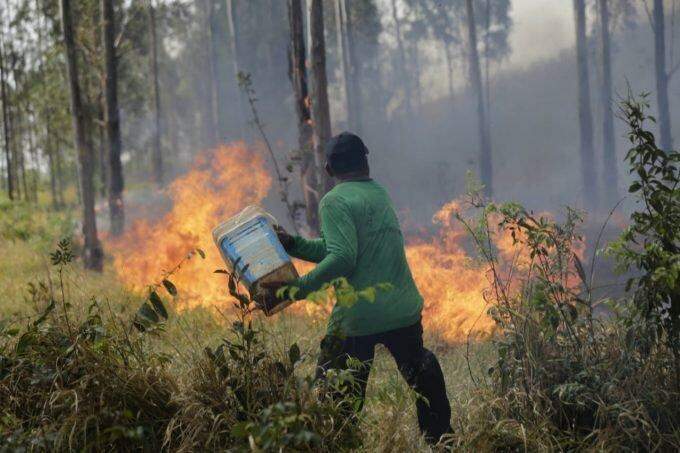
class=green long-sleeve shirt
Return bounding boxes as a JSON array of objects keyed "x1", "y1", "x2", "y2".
[{"x1": 289, "y1": 179, "x2": 423, "y2": 336}]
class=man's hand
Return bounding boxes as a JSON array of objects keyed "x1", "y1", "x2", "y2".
[
  {"x1": 257, "y1": 280, "x2": 290, "y2": 311},
  {"x1": 274, "y1": 225, "x2": 295, "y2": 252}
]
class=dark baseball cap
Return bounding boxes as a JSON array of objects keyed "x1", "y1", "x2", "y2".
[{"x1": 325, "y1": 132, "x2": 369, "y2": 160}]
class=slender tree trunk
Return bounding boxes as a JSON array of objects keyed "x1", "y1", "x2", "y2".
[
  {"x1": 0, "y1": 26, "x2": 12, "y2": 201},
  {"x1": 46, "y1": 123, "x2": 58, "y2": 208},
  {"x1": 465, "y1": 0, "x2": 493, "y2": 197},
  {"x1": 211, "y1": 0, "x2": 228, "y2": 141},
  {"x1": 391, "y1": 0, "x2": 413, "y2": 119},
  {"x1": 27, "y1": 111, "x2": 40, "y2": 202},
  {"x1": 226, "y1": 0, "x2": 247, "y2": 140},
  {"x1": 12, "y1": 101, "x2": 28, "y2": 201},
  {"x1": 148, "y1": 1, "x2": 163, "y2": 186},
  {"x1": 412, "y1": 40, "x2": 423, "y2": 112},
  {"x1": 61, "y1": 0, "x2": 103, "y2": 271},
  {"x1": 334, "y1": 0, "x2": 351, "y2": 128},
  {"x1": 55, "y1": 141, "x2": 65, "y2": 206},
  {"x1": 205, "y1": 0, "x2": 220, "y2": 142},
  {"x1": 573, "y1": 0, "x2": 597, "y2": 210},
  {"x1": 484, "y1": 0, "x2": 491, "y2": 121},
  {"x1": 599, "y1": 0, "x2": 617, "y2": 206},
  {"x1": 288, "y1": 0, "x2": 319, "y2": 232},
  {"x1": 334, "y1": 0, "x2": 360, "y2": 133},
  {"x1": 309, "y1": 0, "x2": 333, "y2": 194},
  {"x1": 654, "y1": 0, "x2": 673, "y2": 152},
  {"x1": 342, "y1": 0, "x2": 362, "y2": 134},
  {"x1": 97, "y1": 98, "x2": 107, "y2": 197},
  {"x1": 102, "y1": 0, "x2": 125, "y2": 236},
  {"x1": 201, "y1": 0, "x2": 218, "y2": 147},
  {"x1": 444, "y1": 41, "x2": 454, "y2": 101}
]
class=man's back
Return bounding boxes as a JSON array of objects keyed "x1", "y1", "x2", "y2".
[
  {"x1": 281, "y1": 132, "x2": 451, "y2": 444},
  {"x1": 290, "y1": 179, "x2": 423, "y2": 336}
]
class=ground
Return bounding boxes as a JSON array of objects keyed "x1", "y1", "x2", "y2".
[{"x1": 0, "y1": 218, "x2": 495, "y2": 451}]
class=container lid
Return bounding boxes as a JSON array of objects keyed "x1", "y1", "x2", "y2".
[{"x1": 211, "y1": 205, "x2": 277, "y2": 247}]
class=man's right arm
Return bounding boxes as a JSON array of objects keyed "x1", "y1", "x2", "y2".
[
  {"x1": 288, "y1": 236, "x2": 327, "y2": 263},
  {"x1": 275, "y1": 225, "x2": 327, "y2": 263}
]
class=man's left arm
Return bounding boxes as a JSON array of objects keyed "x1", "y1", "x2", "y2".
[{"x1": 292, "y1": 196, "x2": 357, "y2": 298}]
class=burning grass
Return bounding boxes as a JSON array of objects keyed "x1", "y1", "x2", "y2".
[
  {"x1": 109, "y1": 142, "x2": 507, "y2": 342},
  {"x1": 2, "y1": 97, "x2": 678, "y2": 451}
]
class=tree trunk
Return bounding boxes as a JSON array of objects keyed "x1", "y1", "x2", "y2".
[
  {"x1": 17, "y1": 113, "x2": 28, "y2": 201},
  {"x1": 97, "y1": 98, "x2": 107, "y2": 197},
  {"x1": 654, "y1": 0, "x2": 673, "y2": 152},
  {"x1": 46, "y1": 124, "x2": 58, "y2": 208},
  {"x1": 201, "y1": 0, "x2": 218, "y2": 147},
  {"x1": 573, "y1": 0, "x2": 597, "y2": 210},
  {"x1": 226, "y1": 0, "x2": 247, "y2": 140},
  {"x1": 55, "y1": 141, "x2": 65, "y2": 206},
  {"x1": 10, "y1": 94, "x2": 28, "y2": 201},
  {"x1": 599, "y1": 0, "x2": 617, "y2": 207},
  {"x1": 334, "y1": 0, "x2": 360, "y2": 134},
  {"x1": 309, "y1": 0, "x2": 333, "y2": 194},
  {"x1": 444, "y1": 41, "x2": 454, "y2": 101},
  {"x1": 102, "y1": 0, "x2": 125, "y2": 236},
  {"x1": 61, "y1": 0, "x2": 103, "y2": 271},
  {"x1": 0, "y1": 27, "x2": 12, "y2": 201},
  {"x1": 288, "y1": 0, "x2": 319, "y2": 232},
  {"x1": 465, "y1": 0, "x2": 493, "y2": 197},
  {"x1": 391, "y1": 0, "x2": 413, "y2": 119},
  {"x1": 148, "y1": 1, "x2": 163, "y2": 186},
  {"x1": 412, "y1": 40, "x2": 423, "y2": 112},
  {"x1": 341, "y1": 0, "x2": 362, "y2": 134},
  {"x1": 334, "y1": 0, "x2": 350, "y2": 127}
]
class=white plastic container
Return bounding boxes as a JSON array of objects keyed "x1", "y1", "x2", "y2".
[{"x1": 212, "y1": 206, "x2": 298, "y2": 315}]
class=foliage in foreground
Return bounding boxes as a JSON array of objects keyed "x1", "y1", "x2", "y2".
[
  {"x1": 445, "y1": 93, "x2": 679, "y2": 451},
  {"x1": 0, "y1": 240, "x2": 362, "y2": 452},
  {"x1": 1, "y1": 94, "x2": 679, "y2": 451}
]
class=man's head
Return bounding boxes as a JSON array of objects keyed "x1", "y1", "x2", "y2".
[{"x1": 324, "y1": 132, "x2": 370, "y2": 179}]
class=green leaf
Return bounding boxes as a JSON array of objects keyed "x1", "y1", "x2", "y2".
[
  {"x1": 162, "y1": 279, "x2": 178, "y2": 296},
  {"x1": 230, "y1": 422, "x2": 249, "y2": 438},
  {"x1": 148, "y1": 291, "x2": 168, "y2": 320},
  {"x1": 358, "y1": 287, "x2": 376, "y2": 303},
  {"x1": 137, "y1": 302, "x2": 160, "y2": 323},
  {"x1": 288, "y1": 343, "x2": 301, "y2": 365},
  {"x1": 628, "y1": 182, "x2": 642, "y2": 193},
  {"x1": 572, "y1": 253, "x2": 587, "y2": 286},
  {"x1": 33, "y1": 298, "x2": 56, "y2": 327}
]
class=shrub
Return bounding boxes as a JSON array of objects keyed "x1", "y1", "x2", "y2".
[
  {"x1": 0, "y1": 240, "x2": 359, "y2": 452},
  {"x1": 449, "y1": 95, "x2": 680, "y2": 449}
]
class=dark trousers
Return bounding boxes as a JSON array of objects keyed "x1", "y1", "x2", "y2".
[{"x1": 316, "y1": 320, "x2": 452, "y2": 444}]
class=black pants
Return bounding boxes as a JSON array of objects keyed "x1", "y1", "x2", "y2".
[{"x1": 316, "y1": 320, "x2": 452, "y2": 444}]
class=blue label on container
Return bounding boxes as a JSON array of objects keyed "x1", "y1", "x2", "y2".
[{"x1": 219, "y1": 216, "x2": 290, "y2": 286}]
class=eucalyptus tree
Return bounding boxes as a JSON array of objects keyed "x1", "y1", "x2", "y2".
[
  {"x1": 60, "y1": 0, "x2": 103, "y2": 271},
  {"x1": 573, "y1": 0, "x2": 597, "y2": 210}
]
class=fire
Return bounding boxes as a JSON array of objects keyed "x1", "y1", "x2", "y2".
[
  {"x1": 409, "y1": 200, "x2": 497, "y2": 341},
  {"x1": 110, "y1": 143, "x2": 271, "y2": 309},
  {"x1": 110, "y1": 142, "x2": 522, "y2": 341}
]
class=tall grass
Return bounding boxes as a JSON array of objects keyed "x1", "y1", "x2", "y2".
[{"x1": 1, "y1": 94, "x2": 678, "y2": 451}]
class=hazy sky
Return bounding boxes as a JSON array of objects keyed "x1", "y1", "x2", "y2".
[{"x1": 508, "y1": 0, "x2": 575, "y2": 69}]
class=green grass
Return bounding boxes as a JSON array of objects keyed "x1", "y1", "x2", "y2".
[
  {"x1": 2, "y1": 196, "x2": 677, "y2": 451},
  {"x1": 0, "y1": 229, "x2": 495, "y2": 451}
]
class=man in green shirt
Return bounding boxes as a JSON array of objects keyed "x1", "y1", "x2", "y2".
[{"x1": 272, "y1": 132, "x2": 451, "y2": 444}]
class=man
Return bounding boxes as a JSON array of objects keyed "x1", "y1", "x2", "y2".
[{"x1": 271, "y1": 132, "x2": 452, "y2": 444}]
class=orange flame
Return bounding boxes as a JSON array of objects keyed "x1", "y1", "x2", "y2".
[
  {"x1": 111, "y1": 143, "x2": 271, "y2": 309},
  {"x1": 110, "y1": 143, "x2": 531, "y2": 341}
]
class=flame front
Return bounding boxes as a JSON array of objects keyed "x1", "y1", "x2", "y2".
[
  {"x1": 111, "y1": 143, "x2": 271, "y2": 308},
  {"x1": 111, "y1": 143, "x2": 504, "y2": 340}
]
